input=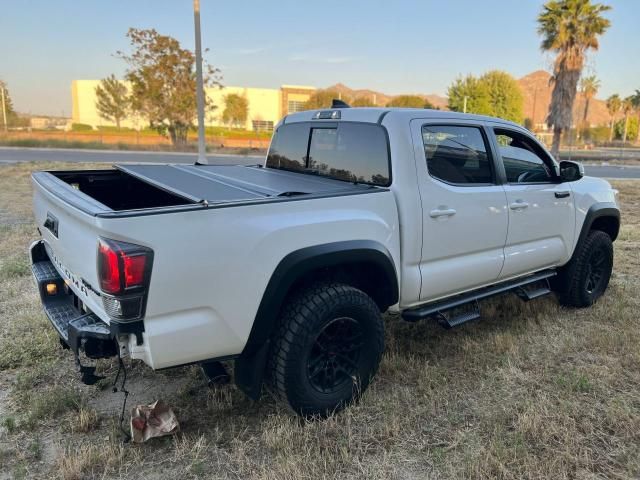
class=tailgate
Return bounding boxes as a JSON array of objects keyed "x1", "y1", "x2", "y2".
[{"x1": 32, "y1": 173, "x2": 111, "y2": 323}]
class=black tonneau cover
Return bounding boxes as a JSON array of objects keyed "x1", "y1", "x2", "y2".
[{"x1": 116, "y1": 164, "x2": 372, "y2": 204}]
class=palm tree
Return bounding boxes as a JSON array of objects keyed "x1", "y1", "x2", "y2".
[
  {"x1": 605, "y1": 94, "x2": 621, "y2": 142},
  {"x1": 631, "y1": 89, "x2": 640, "y2": 143},
  {"x1": 621, "y1": 96, "x2": 634, "y2": 143},
  {"x1": 580, "y1": 76, "x2": 600, "y2": 133},
  {"x1": 537, "y1": 0, "x2": 611, "y2": 158}
]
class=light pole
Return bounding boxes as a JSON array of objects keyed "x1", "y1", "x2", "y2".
[
  {"x1": 463, "y1": 95, "x2": 468, "y2": 114},
  {"x1": 193, "y1": 0, "x2": 207, "y2": 164}
]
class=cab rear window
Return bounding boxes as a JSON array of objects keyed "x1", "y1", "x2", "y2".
[{"x1": 266, "y1": 122, "x2": 391, "y2": 186}]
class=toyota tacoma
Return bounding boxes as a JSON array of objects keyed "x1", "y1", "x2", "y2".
[{"x1": 29, "y1": 104, "x2": 620, "y2": 416}]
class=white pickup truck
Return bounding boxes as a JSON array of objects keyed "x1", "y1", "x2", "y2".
[{"x1": 30, "y1": 105, "x2": 620, "y2": 416}]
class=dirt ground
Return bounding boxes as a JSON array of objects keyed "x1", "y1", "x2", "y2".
[{"x1": 0, "y1": 162, "x2": 638, "y2": 479}]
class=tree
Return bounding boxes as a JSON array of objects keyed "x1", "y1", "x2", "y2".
[
  {"x1": 95, "y1": 75, "x2": 130, "y2": 129},
  {"x1": 303, "y1": 90, "x2": 347, "y2": 110},
  {"x1": 386, "y1": 95, "x2": 433, "y2": 109},
  {"x1": 447, "y1": 75, "x2": 492, "y2": 116},
  {"x1": 351, "y1": 96, "x2": 376, "y2": 107},
  {"x1": 447, "y1": 71, "x2": 523, "y2": 122},
  {"x1": 614, "y1": 115, "x2": 637, "y2": 142},
  {"x1": 605, "y1": 93, "x2": 621, "y2": 142},
  {"x1": 580, "y1": 76, "x2": 600, "y2": 126},
  {"x1": 0, "y1": 80, "x2": 22, "y2": 128},
  {"x1": 621, "y1": 96, "x2": 634, "y2": 143},
  {"x1": 631, "y1": 89, "x2": 640, "y2": 142},
  {"x1": 537, "y1": 0, "x2": 611, "y2": 158},
  {"x1": 222, "y1": 94, "x2": 248, "y2": 129},
  {"x1": 479, "y1": 70, "x2": 524, "y2": 123},
  {"x1": 117, "y1": 28, "x2": 221, "y2": 146}
]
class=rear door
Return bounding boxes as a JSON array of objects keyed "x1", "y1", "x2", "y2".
[
  {"x1": 411, "y1": 120, "x2": 509, "y2": 301},
  {"x1": 487, "y1": 125, "x2": 575, "y2": 279}
]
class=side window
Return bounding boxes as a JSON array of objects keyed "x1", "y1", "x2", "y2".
[
  {"x1": 422, "y1": 125, "x2": 493, "y2": 185},
  {"x1": 494, "y1": 129, "x2": 555, "y2": 183},
  {"x1": 307, "y1": 123, "x2": 390, "y2": 185}
]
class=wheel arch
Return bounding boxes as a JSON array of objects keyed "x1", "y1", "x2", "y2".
[
  {"x1": 577, "y1": 202, "x2": 620, "y2": 248},
  {"x1": 234, "y1": 240, "x2": 398, "y2": 399}
]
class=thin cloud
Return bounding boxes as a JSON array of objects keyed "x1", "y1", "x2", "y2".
[
  {"x1": 289, "y1": 53, "x2": 356, "y2": 64},
  {"x1": 325, "y1": 57, "x2": 352, "y2": 64},
  {"x1": 236, "y1": 47, "x2": 268, "y2": 55}
]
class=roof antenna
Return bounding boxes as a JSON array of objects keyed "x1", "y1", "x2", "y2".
[{"x1": 331, "y1": 99, "x2": 350, "y2": 109}]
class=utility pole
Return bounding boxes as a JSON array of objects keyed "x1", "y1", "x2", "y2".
[
  {"x1": 193, "y1": 0, "x2": 207, "y2": 164},
  {"x1": 1, "y1": 85, "x2": 7, "y2": 133},
  {"x1": 463, "y1": 96, "x2": 468, "y2": 114}
]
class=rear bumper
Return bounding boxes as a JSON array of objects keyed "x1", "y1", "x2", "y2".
[{"x1": 30, "y1": 240, "x2": 119, "y2": 364}]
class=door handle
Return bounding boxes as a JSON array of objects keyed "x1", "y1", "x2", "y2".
[
  {"x1": 509, "y1": 200, "x2": 529, "y2": 210},
  {"x1": 555, "y1": 191, "x2": 571, "y2": 198},
  {"x1": 429, "y1": 207, "x2": 457, "y2": 218}
]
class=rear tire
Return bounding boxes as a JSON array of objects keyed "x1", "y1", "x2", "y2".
[
  {"x1": 268, "y1": 282, "x2": 384, "y2": 417},
  {"x1": 554, "y1": 230, "x2": 613, "y2": 307}
]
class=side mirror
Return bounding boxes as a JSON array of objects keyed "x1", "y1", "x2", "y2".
[{"x1": 559, "y1": 160, "x2": 584, "y2": 182}]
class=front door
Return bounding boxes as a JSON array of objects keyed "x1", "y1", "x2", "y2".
[
  {"x1": 488, "y1": 125, "x2": 576, "y2": 279},
  {"x1": 411, "y1": 120, "x2": 509, "y2": 302}
]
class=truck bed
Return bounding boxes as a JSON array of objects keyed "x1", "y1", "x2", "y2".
[{"x1": 33, "y1": 164, "x2": 376, "y2": 217}]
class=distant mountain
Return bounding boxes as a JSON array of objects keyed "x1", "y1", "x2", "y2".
[
  {"x1": 326, "y1": 83, "x2": 448, "y2": 109},
  {"x1": 518, "y1": 70, "x2": 611, "y2": 127},
  {"x1": 327, "y1": 72, "x2": 612, "y2": 127}
]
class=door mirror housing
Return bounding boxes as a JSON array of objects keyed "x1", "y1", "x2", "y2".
[{"x1": 559, "y1": 160, "x2": 584, "y2": 182}]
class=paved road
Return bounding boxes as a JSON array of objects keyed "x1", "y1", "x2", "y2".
[
  {"x1": 583, "y1": 164, "x2": 640, "y2": 179},
  {"x1": 0, "y1": 147, "x2": 263, "y2": 166},
  {"x1": 1, "y1": 147, "x2": 639, "y2": 179}
]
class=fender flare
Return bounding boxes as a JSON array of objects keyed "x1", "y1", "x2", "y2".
[
  {"x1": 235, "y1": 240, "x2": 398, "y2": 398},
  {"x1": 575, "y1": 202, "x2": 620, "y2": 249}
]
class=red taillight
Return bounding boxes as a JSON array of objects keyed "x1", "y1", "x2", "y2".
[
  {"x1": 97, "y1": 238, "x2": 152, "y2": 295},
  {"x1": 98, "y1": 240, "x2": 121, "y2": 294},
  {"x1": 123, "y1": 255, "x2": 146, "y2": 289}
]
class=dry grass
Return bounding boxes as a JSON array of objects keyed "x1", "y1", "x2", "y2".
[{"x1": 0, "y1": 161, "x2": 639, "y2": 479}]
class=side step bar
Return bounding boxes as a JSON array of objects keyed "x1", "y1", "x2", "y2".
[{"x1": 402, "y1": 270, "x2": 556, "y2": 327}]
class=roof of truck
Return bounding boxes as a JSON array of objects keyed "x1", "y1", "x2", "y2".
[{"x1": 283, "y1": 107, "x2": 523, "y2": 130}]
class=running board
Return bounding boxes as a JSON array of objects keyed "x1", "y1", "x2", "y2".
[
  {"x1": 434, "y1": 301, "x2": 481, "y2": 329},
  {"x1": 402, "y1": 270, "x2": 556, "y2": 325}
]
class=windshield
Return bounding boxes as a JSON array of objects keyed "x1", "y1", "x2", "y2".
[{"x1": 266, "y1": 122, "x2": 391, "y2": 186}]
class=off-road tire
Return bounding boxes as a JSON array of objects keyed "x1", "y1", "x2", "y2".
[
  {"x1": 554, "y1": 230, "x2": 613, "y2": 307},
  {"x1": 268, "y1": 282, "x2": 384, "y2": 417}
]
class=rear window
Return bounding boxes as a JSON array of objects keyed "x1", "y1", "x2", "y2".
[{"x1": 266, "y1": 122, "x2": 391, "y2": 186}]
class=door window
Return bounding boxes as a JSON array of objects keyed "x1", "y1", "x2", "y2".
[
  {"x1": 422, "y1": 125, "x2": 493, "y2": 185},
  {"x1": 494, "y1": 129, "x2": 555, "y2": 183}
]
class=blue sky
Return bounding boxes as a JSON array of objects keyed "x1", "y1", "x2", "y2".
[{"x1": 1, "y1": 0, "x2": 638, "y2": 116}]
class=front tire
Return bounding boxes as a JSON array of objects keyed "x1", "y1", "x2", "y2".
[
  {"x1": 268, "y1": 282, "x2": 384, "y2": 417},
  {"x1": 555, "y1": 230, "x2": 614, "y2": 307}
]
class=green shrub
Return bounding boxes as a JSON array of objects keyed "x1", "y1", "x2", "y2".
[
  {"x1": 96, "y1": 125, "x2": 135, "y2": 133},
  {"x1": 71, "y1": 123, "x2": 94, "y2": 132},
  {"x1": 613, "y1": 117, "x2": 638, "y2": 141},
  {"x1": 587, "y1": 126, "x2": 610, "y2": 143}
]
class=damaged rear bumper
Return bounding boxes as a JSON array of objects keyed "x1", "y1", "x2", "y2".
[{"x1": 30, "y1": 240, "x2": 124, "y2": 383}]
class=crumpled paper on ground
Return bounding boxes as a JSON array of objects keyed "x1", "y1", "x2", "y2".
[{"x1": 130, "y1": 400, "x2": 180, "y2": 443}]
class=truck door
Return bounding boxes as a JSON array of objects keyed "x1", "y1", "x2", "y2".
[
  {"x1": 487, "y1": 125, "x2": 575, "y2": 279},
  {"x1": 410, "y1": 120, "x2": 509, "y2": 301}
]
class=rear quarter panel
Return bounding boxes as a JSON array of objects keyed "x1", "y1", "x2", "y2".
[{"x1": 99, "y1": 190, "x2": 400, "y2": 369}]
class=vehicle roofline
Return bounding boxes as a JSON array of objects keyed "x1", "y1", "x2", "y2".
[{"x1": 281, "y1": 107, "x2": 526, "y2": 130}]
